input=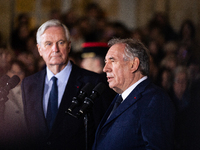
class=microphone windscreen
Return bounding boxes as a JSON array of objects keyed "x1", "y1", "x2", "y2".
[
  {"x1": 81, "y1": 83, "x2": 94, "y2": 95},
  {"x1": 93, "y1": 82, "x2": 106, "y2": 95},
  {"x1": 0, "y1": 75, "x2": 10, "y2": 87}
]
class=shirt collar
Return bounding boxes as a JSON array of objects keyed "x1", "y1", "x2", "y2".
[
  {"x1": 121, "y1": 76, "x2": 147, "y2": 100},
  {"x1": 46, "y1": 60, "x2": 72, "y2": 82}
]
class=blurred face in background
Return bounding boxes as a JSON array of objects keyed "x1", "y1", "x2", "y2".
[
  {"x1": 81, "y1": 57, "x2": 103, "y2": 74},
  {"x1": 0, "y1": 49, "x2": 13, "y2": 68},
  {"x1": 173, "y1": 72, "x2": 187, "y2": 99},
  {"x1": 7, "y1": 62, "x2": 25, "y2": 85},
  {"x1": 17, "y1": 53, "x2": 35, "y2": 74}
]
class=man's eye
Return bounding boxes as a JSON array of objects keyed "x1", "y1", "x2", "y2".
[
  {"x1": 59, "y1": 41, "x2": 65, "y2": 45},
  {"x1": 45, "y1": 43, "x2": 51, "y2": 46}
]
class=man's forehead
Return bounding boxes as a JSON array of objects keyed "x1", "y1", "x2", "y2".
[
  {"x1": 106, "y1": 44, "x2": 124, "y2": 57},
  {"x1": 42, "y1": 26, "x2": 65, "y2": 36},
  {"x1": 41, "y1": 29, "x2": 66, "y2": 42}
]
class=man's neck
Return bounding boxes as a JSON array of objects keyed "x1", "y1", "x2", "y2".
[{"x1": 48, "y1": 64, "x2": 67, "y2": 75}]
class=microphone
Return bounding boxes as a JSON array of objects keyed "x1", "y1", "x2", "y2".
[
  {"x1": 0, "y1": 75, "x2": 10, "y2": 88},
  {"x1": 0, "y1": 75, "x2": 20, "y2": 101},
  {"x1": 76, "y1": 82, "x2": 106, "y2": 117},
  {"x1": 67, "y1": 83, "x2": 94, "y2": 112}
]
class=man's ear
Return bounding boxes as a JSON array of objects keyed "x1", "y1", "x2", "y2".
[
  {"x1": 37, "y1": 44, "x2": 43, "y2": 56},
  {"x1": 130, "y1": 57, "x2": 140, "y2": 73}
]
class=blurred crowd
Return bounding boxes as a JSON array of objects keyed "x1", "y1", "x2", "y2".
[{"x1": 0, "y1": 2, "x2": 200, "y2": 150}]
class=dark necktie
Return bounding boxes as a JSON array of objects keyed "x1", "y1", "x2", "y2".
[
  {"x1": 108, "y1": 95, "x2": 123, "y2": 119},
  {"x1": 46, "y1": 76, "x2": 58, "y2": 130},
  {"x1": 112, "y1": 95, "x2": 123, "y2": 112}
]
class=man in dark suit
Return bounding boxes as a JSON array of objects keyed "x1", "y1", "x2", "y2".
[
  {"x1": 92, "y1": 38, "x2": 175, "y2": 150},
  {"x1": 21, "y1": 19, "x2": 115, "y2": 150}
]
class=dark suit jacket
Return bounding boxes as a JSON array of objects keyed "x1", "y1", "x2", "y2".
[
  {"x1": 92, "y1": 78, "x2": 175, "y2": 150},
  {"x1": 21, "y1": 62, "x2": 115, "y2": 150}
]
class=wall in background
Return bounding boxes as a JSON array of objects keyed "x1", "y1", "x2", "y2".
[{"x1": 0, "y1": 0, "x2": 199, "y2": 45}]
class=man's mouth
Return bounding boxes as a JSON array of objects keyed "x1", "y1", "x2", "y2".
[{"x1": 107, "y1": 76, "x2": 113, "y2": 82}]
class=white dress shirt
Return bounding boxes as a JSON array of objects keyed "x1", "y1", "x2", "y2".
[
  {"x1": 121, "y1": 76, "x2": 147, "y2": 102},
  {"x1": 43, "y1": 61, "x2": 72, "y2": 117}
]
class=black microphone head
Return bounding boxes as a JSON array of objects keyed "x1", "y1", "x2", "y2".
[
  {"x1": 0, "y1": 75, "x2": 10, "y2": 87},
  {"x1": 93, "y1": 82, "x2": 106, "y2": 95},
  {"x1": 81, "y1": 83, "x2": 94, "y2": 95},
  {"x1": 76, "y1": 82, "x2": 106, "y2": 116},
  {"x1": 76, "y1": 83, "x2": 94, "y2": 100},
  {"x1": 68, "y1": 83, "x2": 94, "y2": 113},
  {"x1": 6, "y1": 75, "x2": 20, "y2": 89}
]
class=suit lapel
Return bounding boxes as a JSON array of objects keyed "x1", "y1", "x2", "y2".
[
  {"x1": 100, "y1": 79, "x2": 151, "y2": 129},
  {"x1": 30, "y1": 70, "x2": 49, "y2": 135},
  {"x1": 96, "y1": 97, "x2": 116, "y2": 131}
]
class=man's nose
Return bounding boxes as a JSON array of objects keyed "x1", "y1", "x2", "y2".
[
  {"x1": 103, "y1": 62, "x2": 110, "y2": 72},
  {"x1": 52, "y1": 43, "x2": 59, "y2": 52}
]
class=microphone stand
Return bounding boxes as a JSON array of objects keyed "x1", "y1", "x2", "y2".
[
  {"x1": 84, "y1": 113, "x2": 88, "y2": 150},
  {"x1": 67, "y1": 82, "x2": 106, "y2": 150},
  {"x1": 66, "y1": 109, "x2": 90, "y2": 150},
  {"x1": 67, "y1": 98, "x2": 94, "y2": 150},
  {"x1": 77, "y1": 96, "x2": 94, "y2": 150},
  {"x1": 67, "y1": 111, "x2": 90, "y2": 150}
]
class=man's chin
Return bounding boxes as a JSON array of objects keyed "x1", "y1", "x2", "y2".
[
  {"x1": 108, "y1": 83, "x2": 114, "y2": 89},
  {"x1": 49, "y1": 61, "x2": 65, "y2": 66}
]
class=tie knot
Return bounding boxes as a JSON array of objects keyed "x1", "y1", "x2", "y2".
[
  {"x1": 107, "y1": 95, "x2": 123, "y2": 119},
  {"x1": 116, "y1": 95, "x2": 123, "y2": 104},
  {"x1": 51, "y1": 76, "x2": 57, "y2": 83}
]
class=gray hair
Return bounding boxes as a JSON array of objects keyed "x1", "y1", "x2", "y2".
[
  {"x1": 108, "y1": 38, "x2": 150, "y2": 76},
  {"x1": 36, "y1": 19, "x2": 70, "y2": 45}
]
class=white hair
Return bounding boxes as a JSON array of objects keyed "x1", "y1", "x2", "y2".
[{"x1": 36, "y1": 19, "x2": 70, "y2": 45}]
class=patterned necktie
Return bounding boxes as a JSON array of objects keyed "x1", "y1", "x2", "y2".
[{"x1": 46, "y1": 76, "x2": 58, "y2": 130}]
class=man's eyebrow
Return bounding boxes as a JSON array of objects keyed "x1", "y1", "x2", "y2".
[
  {"x1": 44, "y1": 41, "x2": 51, "y2": 44},
  {"x1": 109, "y1": 57, "x2": 114, "y2": 60},
  {"x1": 58, "y1": 39, "x2": 66, "y2": 42},
  {"x1": 105, "y1": 57, "x2": 115, "y2": 62}
]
